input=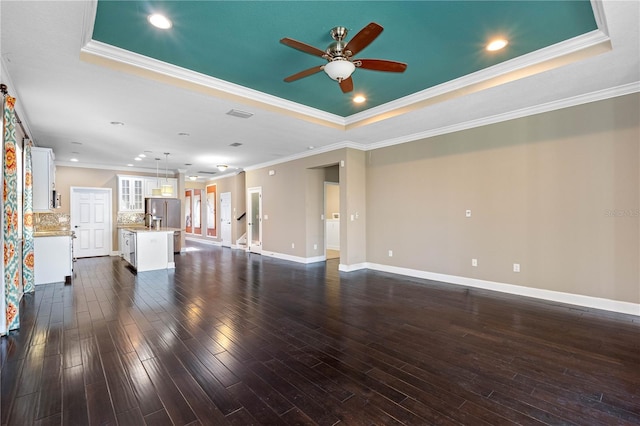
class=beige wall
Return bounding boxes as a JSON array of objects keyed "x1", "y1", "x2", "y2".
[
  {"x1": 246, "y1": 149, "x2": 368, "y2": 261},
  {"x1": 184, "y1": 173, "x2": 246, "y2": 245},
  {"x1": 53, "y1": 94, "x2": 639, "y2": 305},
  {"x1": 55, "y1": 166, "x2": 174, "y2": 249},
  {"x1": 366, "y1": 93, "x2": 639, "y2": 303}
]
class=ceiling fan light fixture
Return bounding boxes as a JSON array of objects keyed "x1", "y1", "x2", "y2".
[{"x1": 323, "y1": 59, "x2": 355, "y2": 81}]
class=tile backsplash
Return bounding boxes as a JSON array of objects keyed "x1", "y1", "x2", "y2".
[
  {"x1": 117, "y1": 212, "x2": 145, "y2": 226},
  {"x1": 35, "y1": 212, "x2": 70, "y2": 231},
  {"x1": 35, "y1": 212, "x2": 146, "y2": 231}
]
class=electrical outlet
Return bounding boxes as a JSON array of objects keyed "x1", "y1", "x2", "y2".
[
  {"x1": 264, "y1": 214, "x2": 268, "y2": 220},
  {"x1": 313, "y1": 244, "x2": 317, "y2": 250},
  {"x1": 291, "y1": 243, "x2": 295, "y2": 249},
  {"x1": 388, "y1": 250, "x2": 393, "y2": 257},
  {"x1": 513, "y1": 263, "x2": 520, "y2": 272},
  {"x1": 472, "y1": 258, "x2": 478, "y2": 267}
]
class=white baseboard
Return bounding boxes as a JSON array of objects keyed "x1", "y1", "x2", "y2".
[
  {"x1": 185, "y1": 236, "x2": 221, "y2": 246},
  {"x1": 262, "y1": 251, "x2": 325, "y2": 264},
  {"x1": 366, "y1": 262, "x2": 640, "y2": 317},
  {"x1": 339, "y1": 263, "x2": 367, "y2": 272}
]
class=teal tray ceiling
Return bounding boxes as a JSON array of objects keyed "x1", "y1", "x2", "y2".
[{"x1": 92, "y1": 1, "x2": 597, "y2": 117}]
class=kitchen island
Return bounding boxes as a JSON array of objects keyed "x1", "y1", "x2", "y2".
[{"x1": 121, "y1": 227, "x2": 179, "y2": 272}]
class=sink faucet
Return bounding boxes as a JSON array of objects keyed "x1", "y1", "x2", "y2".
[{"x1": 144, "y1": 213, "x2": 154, "y2": 229}]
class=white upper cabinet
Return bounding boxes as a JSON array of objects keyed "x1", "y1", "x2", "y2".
[
  {"x1": 118, "y1": 175, "x2": 178, "y2": 212},
  {"x1": 32, "y1": 147, "x2": 55, "y2": 212},
  {"x1": 117, "y1": 175, "x2": 144, "y2": 212},
  {"x1": 143, "y1": 177, "x2": 178, "y2": 198}
]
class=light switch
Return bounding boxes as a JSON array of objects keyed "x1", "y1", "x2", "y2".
[{"x1": 466, "y1": 210, "x2": 472, "y2": 218}]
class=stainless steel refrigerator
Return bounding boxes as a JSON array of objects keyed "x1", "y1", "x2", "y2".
[{"x1": 145, "y1": 197, "x2": 182, "y2": 253}]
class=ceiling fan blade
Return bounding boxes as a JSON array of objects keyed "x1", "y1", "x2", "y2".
[
  {"x1": 356, "y1": 59, "x2": 407, "y2": 73},
  {"x1": 284, "y1": 65, "x2": 324, "y2": 82},
  {"x1": 339, "y1": 77, "x2": 354, "y2": 93},
  {"x1": 280, "y1": 37, "x2": 326, "y2": 57},
  {"x1": 345, "y1": 22, "x2": 383, "y2": 57}
]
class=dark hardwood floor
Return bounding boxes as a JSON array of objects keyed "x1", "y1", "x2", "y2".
[{"x1": 1, "y1": 241, "x2": 639, "y2": 425}]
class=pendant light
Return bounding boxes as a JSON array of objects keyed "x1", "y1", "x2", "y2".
[
  {"x1": 152, "y1": 157, "x2": 162, "y2": 196},
  {"x1": 161, "y1": 152, "x2": 173, "y2": 196}
]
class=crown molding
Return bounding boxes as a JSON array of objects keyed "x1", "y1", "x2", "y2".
[
  {"x1": 345, "y1": 29, "x2": 611, "y2": 129},
  {"x1": 80, "y1": 40, "x2": 346, "y2": 128},
  {"x1": 364, "y1": 82, "x2": 640, "y2": 152}
]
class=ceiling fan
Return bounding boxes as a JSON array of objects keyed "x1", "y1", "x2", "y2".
[{"x1": 280, "y1": 22, "x2": 407, "y2": 93}]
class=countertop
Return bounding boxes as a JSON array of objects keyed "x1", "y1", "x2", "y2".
[{"x1": 121, "y1": 227, "x2": 182, "y2": 234}]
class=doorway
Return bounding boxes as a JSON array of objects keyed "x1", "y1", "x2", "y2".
[
  {"x1": 324, "y1": 181, "x2": 340, "y2": 260},
  {"x1": 247, "y1": 187, "x2": 262, "y2": 254},
  {"x1": 70, "y1": 187, "x2": 112, "y2": 258},
  {"x1": 220, "y1": 192, "x2": 232, "y2": 247}
]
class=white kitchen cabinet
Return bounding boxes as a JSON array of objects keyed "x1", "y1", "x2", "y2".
[
  {"x1": 31, "y1": 147, "x2": 55, "y2": 212},
  {"x1": 34, "y1": 235, "x2": 72, "y2": 284},
  {"x1": 117, "y1": 175, "x2": 144, "y2": 212},
  {"x1": 144, "y1": 177, "x2": 178, "y2": 197}
]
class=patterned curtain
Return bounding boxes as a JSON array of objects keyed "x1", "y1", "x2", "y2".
[
  {"x1": 23, "y1": 141, "x2": 34, "y2": 293},
  {"x1": 3, "y1": 94, "x2": 20, "y2": 331}
]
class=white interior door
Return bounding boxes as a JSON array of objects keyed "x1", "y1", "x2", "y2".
[
  {"x1": 71, "y1": 187, "x2": 112, "y2": 258},
  {"x1": 247, "y1": 187, "x2": 262, "y2": 254},
  {"x1": 220, "y1": 192, "x2": 232, "y2": 247}
]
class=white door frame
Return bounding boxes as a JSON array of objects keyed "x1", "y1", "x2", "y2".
[
  {"x1": 220, "y1": 192, "x2": 232, "y2": 248},
  {"x1": 247, "y1": 187, "x2": 262, "y2": 254},
  {"x1": 70, "y1": 187, "x2": 113, "y2": 257}
]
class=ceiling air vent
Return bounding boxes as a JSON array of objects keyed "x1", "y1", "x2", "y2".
[
  {"x1": 229, "y1": 142, "x2": 243, "y2": 147},
  {"x1": 197, "y1": 170, "x2": 218, "y2": 175},
  {"x1": 226, "y1": 109, "x2": 253, "y2": 119}
]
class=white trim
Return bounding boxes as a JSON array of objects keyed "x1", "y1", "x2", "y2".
[
  {"x1": 81, "y1": 40, "x2": 344, "y2": 126},
  {"x1": 365, "y1": 82, "x2": 640, "y2": 152},
  {"x1": 261, "y1": 251, "x2": 325, "y2": 264},
  {"x1": 80, "y1": 26, "x2": 609, "y2": 128},
  {"x1": 347, "y1": 29, "x2": 611, "y2": 125},
  {"x1": 365, "y1": 262, "x2": 640, "y2": 317},
  {"x1": 338, "y1": 263, "x2": 367, "y2": 272},
  {"x1": 185, "y1": 236, "x2": 221, "y2": 246},
  {"x1": 242, "y1": 83, "x2": 639, "y2": 172}
]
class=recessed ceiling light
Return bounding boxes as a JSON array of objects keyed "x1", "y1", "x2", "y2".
[
  {"x1": 138, "y1": 153, "x2": 146, "y2": 158},
  {"x1": 486, "y1": 38, "x2": 508, "y2": 51},
  {"x1": 148, "y1": 13, "x2": 172, "y2": 29},
  {"x1": 134, "y1": 157, "x2": 142, "y2": 161},
  {"x1": 127, "y1": 164, "x2": 134, "y2": 167},
  {"x1": 70, "y1": 158, "x2": 79, "y2": 162},
  {"x1": 308, "y1": 146, "x2": 315, "y2": 150},
  {"x1": 110, "y1": 121, "x2": 124, "y2": 126},
  {"x1": 353, "y1": 95, "x2": 366, "y2": 104}
]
